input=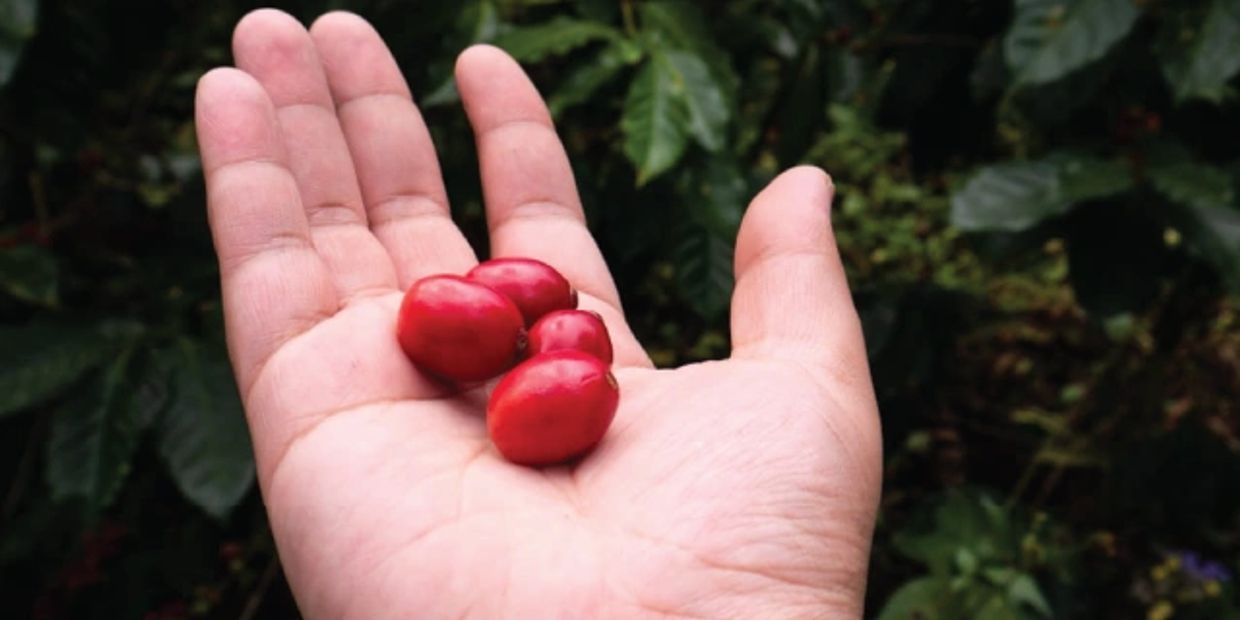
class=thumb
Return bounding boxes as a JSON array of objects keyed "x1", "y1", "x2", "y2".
[{"x1": 729, "y1": 166, "x2": 874, "y2": 400}]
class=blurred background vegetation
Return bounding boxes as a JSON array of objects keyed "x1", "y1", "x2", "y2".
[{"x1": 2, "y1": 0, "x2": 1239, "y2": 617}]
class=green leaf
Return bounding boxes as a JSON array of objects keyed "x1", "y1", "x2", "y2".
[
  {"x1": 1148, "y1": 153, "x2": 1235, "y2": 209},
  {"x1": 156, "y1": 338, "x2": 255, "y2": 520},
  {"x1": 0, "y1": 244, "x2": 58, "y2": 306},
  {"x1": 1158, "y1": 0, "x2": 1240, "y2": 104},
  {"x1": 1149, "y1": 158, "x2": 1240, "y2": 294},
  {"x1": 0, "y1": 0, "x2": 39, "y2": 87},
  {"x1": 1008, "y1": 573, "x2": 1053, "y2": 618},
  {"x1": 418, "y1": 0, "x2": 499, "y2": 108},
  {"x1": 1056, "y1": 154, "x2": 1134, "y2": 202},
  {"x1": 973, "y1": 592, "x2": 1034, "y2": 620},
  {"x1": 1175, "y1": 203, "x2": 1240, "y2": 295},
  {"x1": 893, "y1": 490, "x2": 1014, "y2": 575},
  {"x1": 664, "y1": 50, "x2": 730, "y2": 152},
  {"x1": 45, "y1": 348, "x2": 142, "y2": 512},
  {"x1": 951, "y1": 154, "x2": 1133, "y2": 232},
  {"x1": 637, "y1": 1, "x2": 739, "y2": 106},
  {"x1": 0, "y1": 322, "x2": 109, "y2": 417},
  {"x1": 621, "y1": 57, "x2": 690, "y2": 184},
  {"x1": 548, "y1": 41, "x2": 642, "y2": 117},
  {"x1": 876, "y1": 576, "x2": 951, "y2": 620},
  {"x1": 493, "y1": 16, "x2": 624, "y2": 63},
  {"x1": 575, "y1": 0, "x2": 617, "y2": 22},
  {"x1": 682, "y1": 156, "x2": 746, "y2": 238},
  {"x1": 1004, "y1": 0, "x2": 1141, "y2": 88},
  {"x1": 674, "y1": 222, "x2": 734, "y2": 320},
  {"x1": 420, "y1": 78, "x2": 459, "y2": 109},
  {"x1": 952, "y1": 161, "x2": 1061, "y2": 232}
]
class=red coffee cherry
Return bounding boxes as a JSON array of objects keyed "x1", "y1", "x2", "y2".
[
  {"x1": 466, "y1": 258, "x2": 577, "y2": 326},
  {"x1": 527, "y1": 309, "x2": 613, "y2": 365},
  {"x1": 396, "y1": 275, "x2": 525, "y2": 382},
  {"x1": 487, "y1": 350, "x2": 619, "y2": 466}
]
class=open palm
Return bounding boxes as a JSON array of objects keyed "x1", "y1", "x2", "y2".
[{"x1": 196, "y1": 10, "x2": 881, "y2": 619}]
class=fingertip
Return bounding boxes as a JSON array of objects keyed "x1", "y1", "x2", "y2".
[
  {"x1": 234, "y1": 7, "x2": 303, "y2": 34},
  {"x1": 454, "y1": 44, "x2": 516, "y2": 79},
  {"x1": 308, "y1": 10, "x2": 372, "y2": 40},
  {"x1": 729, "y1": 165, "x2": 865, "y2": 377},
  {"x1": 454, "y1": 44, "x2": 551, "y2": 132},
  {"x1": 195, "y1": 67, "x2": 267, "y2": 117},
  {"x1": 791, "y1": 164, "x2": 835, "y2": 202},
  {"x1": 309, "y1": 10, "x2": 410, "y2": 103},
  {"x1": 758, "y1": 165, "x2": 835, "y2": 213},
  {"x1": 195, "y1": 68, "x2": 281, "y2": 172},
  {"x1": 233, "y1": 8, "x2": 305, "y2": 54},
  {"x1": 735, "y1": 165, "x2": 836, "y2": 277}
]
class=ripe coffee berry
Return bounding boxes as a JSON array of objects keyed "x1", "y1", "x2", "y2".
[
  {"x1": 487, "y1": 350, "x2": 619, "y2": 466},
  {"x1": 527, "y1": 309, "x2": 613, "y2": 365},
  {"x1": 396, "y1": 275, "x2": 524, "y2": 382},
  {"x1": 467, "y1": 258, "x2": 576, "y2": 326}
]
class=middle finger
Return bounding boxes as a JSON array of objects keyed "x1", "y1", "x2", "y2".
[{"x1": 232, "y1": 9, "x2": 397, "y2": 302}]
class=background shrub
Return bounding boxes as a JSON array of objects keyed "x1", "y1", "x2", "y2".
[{"x1": 1, "y1": 0, "x2": 1238, "y2": 617}]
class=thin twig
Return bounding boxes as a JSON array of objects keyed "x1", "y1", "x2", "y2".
[
  {"x1": 620, "y1": 0, "x2": 637, "y2": 36},
  {"x1": 28, "y1": 172, "x2": 49, "y2": 235},
  {"x1": 2, "y1": 421, "x2": 43, "y2": 521},
  {"x1": 871, "y1": 33, "x2": 981, "y2": 49},
  {"x1": 238, "y1": 555, "x2": 281, "y2": 620}
]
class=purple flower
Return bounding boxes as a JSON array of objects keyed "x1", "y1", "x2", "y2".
[{"x1": 1175, "y1": 550, "x2": 1232, "y2": 583}]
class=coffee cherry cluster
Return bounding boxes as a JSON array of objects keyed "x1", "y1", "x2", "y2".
[{"x1": 395, "y1": 258, "x2": 618, "y2": 466}]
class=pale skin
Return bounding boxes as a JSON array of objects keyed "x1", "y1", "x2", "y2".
[{"x1": 195, "y1": 9, "x2": 882, "y2": 619}]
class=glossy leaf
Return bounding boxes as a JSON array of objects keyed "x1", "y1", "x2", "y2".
[
  {"x1": 0, "y1": 322, "x2": 108, "y2": 418},
  {"x1": 1004, "y1": 0, "x2": 1140, "y2": 88},
  {"x1": 638, "y1": 0, "x2": 738, "y2": 106},
  {"x1": 1149, "y1": 158, "x2": 1240, "y2": 294},
  {"x1": 674, "y1": 222, "x2": 734, "y2": 320},
  {"x1": 637, "y1": 1, "x2": 715, "y2": 54},
  {"x1": 951, "y1": 154, "x2": 1133, "y2": 232},
  {"x1": 493, "y1": 16, "x2": 624, "y2": 63},
  {"x1": 1177, "y1": 203, "x2": 1240, "y2": 295},
  {"x1": 156, "y1": 338, "x2": 255, "y2": 520},
  {"x1": 0, "y1": 0, "x2": 38, "y2": 87},
  {"x1": 0, "y1": 244, "x2": 57, "y2": 306},
  {"x1": 549, "y1": 41, "x2": 641, "y2": 117},
  {"x1": 683, "y1": 156, "x2": 746, "y2": 237},
  {"x1": 1159, "y1": 0, "x2": 1240, "y2": 104},
  {"x1": 45, "y1": 349, "x2": 141, "y2": 512},
  {"x1": 1149, "y1": 153, "x2": 1234, "y2": 209},
  {"x1": 664, "y1": 51, "x2": 729, "y2": 152},
  {"x1": 1008, "y1": 573, "x2": 1053, "y2": 617},
  {"x1": 951, "y1": 160, "x2": 1063, "y2": 232},
  {"x1": 621, "y1": 56, "x2": 689, "y2": 184},
  {"x1": 1056, "y1": 154, "x2": 1133, "y2": 201},
  {"x1": 877, "y1": 577, "x2": 950, "y2": 620},
  {"x1": 893, "y1": 491, "x2": 1013, "y2": 574},
  {"x1": 419, "y1": 0, "x2": 499, "y2": 108}
]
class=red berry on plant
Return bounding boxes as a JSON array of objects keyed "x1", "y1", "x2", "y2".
[
  {"x1": 487, "y1": 350, "x2": 619, "y2": 466},
  {"x1": 527, "y1": 309, "x2": 613, "y2": 365},
  {"x1": 396, "y1": 275, "x2": 525, "y2": 382},
  {"x1": 466, "y1": 258, "x2": 576, "y2": 326}
]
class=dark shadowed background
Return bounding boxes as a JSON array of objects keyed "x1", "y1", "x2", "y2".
[{"x1": 2, "y1": 0, "x2": 1239, "y2": 618}]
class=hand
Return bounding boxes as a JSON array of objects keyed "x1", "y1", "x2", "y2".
[{"x1": 195, "y1": 10, "x2": 881, "y2": 619}]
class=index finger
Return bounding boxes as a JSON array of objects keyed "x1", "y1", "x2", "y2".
[
  {"x1": 195, "y1": 68, "x2": 338, "y2": 398},
  {"x1": 454, "y1": 45, "x2": 650, "y2": 367}
]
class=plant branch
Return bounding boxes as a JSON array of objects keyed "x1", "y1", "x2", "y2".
[{"x1": 238, "y1": 554, "x2": 281, "y2": 620}]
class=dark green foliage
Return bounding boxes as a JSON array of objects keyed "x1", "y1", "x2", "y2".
[{"x1": 1, "y1": 0, "x2": 1239, "y2": 617}]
